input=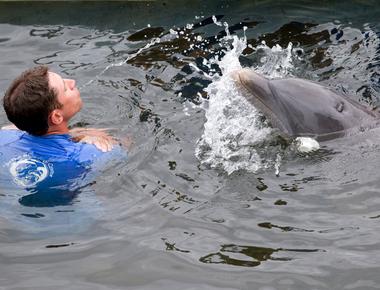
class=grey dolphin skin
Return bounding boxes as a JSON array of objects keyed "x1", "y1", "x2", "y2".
[{"x1": 231, "y1": 68, "x2": 379, "y2": 139}]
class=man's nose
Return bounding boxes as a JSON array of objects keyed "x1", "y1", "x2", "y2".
[{"x1": 65, "y1": 79, "x2": 76, "y2": 90}]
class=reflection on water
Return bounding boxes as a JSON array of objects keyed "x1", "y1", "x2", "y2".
[
  {"x1": 0, "y1": 1, "x2": 380, "y2": 289},
  {"x1": 200, "y1": 244, "x2": 322, "y2": 267},
  {"x1": 18, "y1": 188, "x2": 79, "y2": 207}
]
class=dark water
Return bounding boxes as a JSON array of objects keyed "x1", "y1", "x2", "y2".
[{"x1": 1, "y1": 1, "x2": 380, "y2": 289}]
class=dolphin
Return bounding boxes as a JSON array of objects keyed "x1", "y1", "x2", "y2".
[{"x1": 231, "y1": 68, "x2": 379, "y2": 140}]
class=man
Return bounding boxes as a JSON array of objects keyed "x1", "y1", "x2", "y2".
[{"x1": 0, "y1": 66, "x2": 126, "y2": 206}]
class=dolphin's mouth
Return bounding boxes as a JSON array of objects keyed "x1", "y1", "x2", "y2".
[{"x1": 237, "y1": 72, "x2": 273, "y2": 113}]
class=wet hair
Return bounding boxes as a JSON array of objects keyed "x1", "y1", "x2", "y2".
[{"x1": 3, "y1": 66, "x2": 62, "y2": 136}]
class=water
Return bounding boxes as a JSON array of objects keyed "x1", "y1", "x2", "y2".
[{"x1": 1, "y1": 1, "x2": 380, "y2": 289}]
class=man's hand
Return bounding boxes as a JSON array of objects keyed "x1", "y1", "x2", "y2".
[{"x1": 69, "y1": 128, "x2": 118, "y2": 152}]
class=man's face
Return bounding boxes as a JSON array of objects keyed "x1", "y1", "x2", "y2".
[{"x1": 48, "y1": 71, "x2": 82, "y2": 121}]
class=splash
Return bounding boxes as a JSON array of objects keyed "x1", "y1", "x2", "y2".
[
  {"x1": 251, "y1": 41, "x2": 300, "y2": 78},
  {"x1": 195, "y1": 24, "x2": 302, "y2": 174},
  {"x1": 195, "y1": 36, "x2": 272, "y2": 174},
  {"x1": 80, "y1": 36, "x2": 161, "y2": 89}
]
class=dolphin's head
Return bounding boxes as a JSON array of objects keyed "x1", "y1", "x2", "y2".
[
  {"x1": 230, "y1": 68, "x2": 376, "y2": 138},
  {"x1": 230, "y1": 68, "x2": 280, "y2": 126}
]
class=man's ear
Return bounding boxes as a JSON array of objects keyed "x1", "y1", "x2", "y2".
[{"x1": 49, "y1": 109, "x2": 64, "y2": 125}]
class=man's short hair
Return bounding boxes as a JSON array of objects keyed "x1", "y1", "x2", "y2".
[{"x1": 3, "y1": 66, "x2": 63, "y2": 136}]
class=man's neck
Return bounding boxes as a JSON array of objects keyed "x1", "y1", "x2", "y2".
[{"x1": 46, "y1": 123, "x2": 69, "y2": 135}]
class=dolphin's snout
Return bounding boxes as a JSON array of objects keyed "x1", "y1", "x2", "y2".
[
  {"x1": 230, "y1": 68, "x2": 268, "y2": 88},
  {"x1": 229, "y1": 68, "x2": 271, "y2": 100},
  {"x1": 229, "y1": 69, "x2": 243, "y2": 84}
]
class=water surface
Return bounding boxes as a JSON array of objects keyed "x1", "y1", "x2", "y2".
[{"x1": 0, "y1": 1, "x2": 380, "y2": 289}]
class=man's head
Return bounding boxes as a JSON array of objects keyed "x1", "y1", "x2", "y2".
[{"x1": 3, "y1": 66, "x2": 82, "y2": 136}]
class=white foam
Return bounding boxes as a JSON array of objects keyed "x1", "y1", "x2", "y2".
[
  {"x1": 274, "y1": 153, "x2": 282, "y2": 176},
  {"x1": 295, "y1": 137, "x2": 320, "y2": 153}
]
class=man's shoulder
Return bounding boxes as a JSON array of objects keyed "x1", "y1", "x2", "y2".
[
  {"x1": 0, "y1": 129, "x2": 126, "y2": 165},
  {"x1": 0, "y1": 129, "x2": 24, "y2": 146},
  {"x1": 0, "y1": 130, "x2": 78, "y2": 159}
]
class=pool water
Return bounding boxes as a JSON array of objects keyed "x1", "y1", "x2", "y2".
[{"x1": 0, "y1": 1, "x2": 380, "y2": 289}]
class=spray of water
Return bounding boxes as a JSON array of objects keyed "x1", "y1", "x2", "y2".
[
  {"x1": 80, "y1": 36, "x2": 162, "y2": 89},
  {"x1": 195, "y1": 35, "x2": 273, "y2": 174},
  {"x1": 253, "y1": 41, "x2": 298, "y2": 78},
  {"x1": 195, "y1": 19, "x2": 300, "y2": 174}
]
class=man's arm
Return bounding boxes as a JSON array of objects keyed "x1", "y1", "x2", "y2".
[
  {"x1": 71, "y1": 128, "x2": 132, "y2": 152},
  {"x1": 2, "y1": 124, "x2": 129, "y2": 152},
  {"x1": 69, "y1": 128, "x2": 118, "y2": 152}
]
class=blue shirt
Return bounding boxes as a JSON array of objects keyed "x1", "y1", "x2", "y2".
[{"x1": 0, "y1": 129, "x2": 125, "y2": 207}]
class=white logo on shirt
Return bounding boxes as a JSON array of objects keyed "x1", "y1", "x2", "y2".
[{"x1": 8, "y1": 156, "x2": 53, "y2": 187}]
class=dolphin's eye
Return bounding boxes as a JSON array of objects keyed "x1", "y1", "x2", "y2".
[{"x1": 336, "y1": 102, "x2": 344, "y2": 113}]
